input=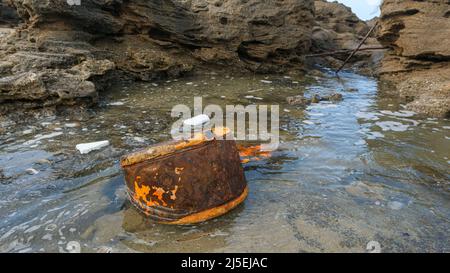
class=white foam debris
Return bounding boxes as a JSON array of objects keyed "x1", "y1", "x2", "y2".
[
  {"x1": 245, "y1": 95, "x2": 263, "y2": 100},
  {"x1": 108, "y1": 101, "x2": 125, "y2": 106},
  {"x1": 380, "y1": 110, "x2": 416, "y2": 117},
  {"x1": 183, "y1": 114, "x2": 210, "y2": 127},
  {"x1": 303, "y1": 120, "x2": 315, "y2": 125},
  {"x1": 76, "y1": 140, "x2": 110, "y2": 154},
  {"x1": 260, "y1": 80, "x2": 272, "y2": 84},
  {"x1": 24, "y1": 132, "x2": 64, "y2": 146},
  {"x1": 375, "y1": 121, "x2": 410, "y2": 132},
  {"x1": 64, "y1": 123, "x2": 80, "y2": 128},
  {"x1": 186, "y1": 82, "x2": 194, "y2": 85},
  {"x1": 22, "y1": 129, "x2": 33, "y2": 135}
]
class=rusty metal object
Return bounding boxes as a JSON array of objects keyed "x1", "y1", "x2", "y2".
[{"x1": 120, "y1": 128, "x2": 248, "y2": 225}]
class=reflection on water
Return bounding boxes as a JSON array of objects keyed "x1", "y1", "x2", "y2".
[{"x1": 0, "y1": 70, "x2": 449, "y2": 252}]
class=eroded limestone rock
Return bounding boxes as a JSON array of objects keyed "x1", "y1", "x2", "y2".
[
  {"x1": 0, "y1": 0, "x2": 315, "y2": 112},
  {"x1": 377, "y1": 0, "x2": 450, "y2": 117}
]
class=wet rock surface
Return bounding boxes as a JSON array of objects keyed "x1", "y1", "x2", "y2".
[
  {"x1": 377, "y1": 0, "x2": 450, "y2": 117},
  {"x1": 309, "y1": 0, "x2": 383, "y2": 75},
  {"x1": 0, "y1": 0, "x2": 315, "y2": 112}
]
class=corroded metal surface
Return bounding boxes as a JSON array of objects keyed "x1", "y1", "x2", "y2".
[{"x1": 120, "y1": 130, "x2": 247, "y2": 224}]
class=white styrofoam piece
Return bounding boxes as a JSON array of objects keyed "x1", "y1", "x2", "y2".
[
  {"x1": 183, "y1": 114, "x2": 210, "y2": 127},
  {"x1": 76, "y1": 140, "x2": 110, "y2": 154}
]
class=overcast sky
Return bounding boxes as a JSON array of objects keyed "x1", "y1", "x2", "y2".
[{"x1": 328, "y1": 0, "x2": 382, "y2": 20}]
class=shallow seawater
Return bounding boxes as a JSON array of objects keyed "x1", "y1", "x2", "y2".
[{"x1": 0, "y1": 70, "x2": 449, "y2": 253}]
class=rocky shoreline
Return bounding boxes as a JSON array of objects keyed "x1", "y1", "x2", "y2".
[
  {"x1": 0, "y1": 0, "x2": 448, "y2": 118},
  {"x1": 377, "y1": 0, "x2": 450, "y2": 117}
]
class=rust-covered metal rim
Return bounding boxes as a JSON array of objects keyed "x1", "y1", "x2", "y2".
[
  {"x1": 128, "y1": 185, "x2": 249, "y2": 225},
  {"x1": 120, "y1": 127, "x2": 231, "y2": 168}
]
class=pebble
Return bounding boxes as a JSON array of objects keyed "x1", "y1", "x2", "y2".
[
  {"x1": 133, "y1": 137, "x2": 146, "y2": 143},
  {"x1": 25, "y1": 168, "x2": 39, "y2": 175},
  {"x1": 108, "y1": 102, "x2": 125, "y2": 106},
  {"x1": 388, "y1": 201, "x2": 404, "y2": 210}
]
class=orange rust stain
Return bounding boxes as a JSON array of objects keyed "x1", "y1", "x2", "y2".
[
  {"x1": 133, "y1": 176, "x2": 166, "y2": 207},
  {"x1": 133, "y1": 176, "x2": 150, "y2": 201},
  {"x1": 152, "y1": 186, "x2": 168, "y2": 206},
  {"x1": 238, "y1": 145, "x2": 272, "y2": 163}
]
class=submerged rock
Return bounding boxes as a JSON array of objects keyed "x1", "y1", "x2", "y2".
[
  {"x1": 310, "y1": 94, "x2": 322, "y2": 104},
  {"x1": 324, "y1": 93, "x2": 343, "y2": 102},
  {"x1": 287, "y1": 92, "x2": 343, "y2": 106},
  {"x1": 287, "y1": 95, "x2": 311, "y2": 107}
]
